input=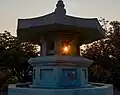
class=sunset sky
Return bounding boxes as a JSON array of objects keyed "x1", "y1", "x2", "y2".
[{"x1": 0, "y1": 0, "x2": 120, "y2": 36}]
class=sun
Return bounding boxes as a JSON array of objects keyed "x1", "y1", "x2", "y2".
[
  {"x1": 63, "y1": 46, "x2": 69, "y2": 52},
  {"x1": 62, "y1": 45, "x2": 71, "y2": 54}
]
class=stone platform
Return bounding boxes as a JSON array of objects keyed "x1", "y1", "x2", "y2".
[{"x1": 8, "y1": 82, "x2": 113, "y2": 95}]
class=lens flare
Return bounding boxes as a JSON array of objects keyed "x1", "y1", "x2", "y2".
[
  {"x1": 63, "y1": 46, "x2": 71, "y2": 54},
  {"x1": 63, "y1": 46, "x2": 69, "y2": 52}
]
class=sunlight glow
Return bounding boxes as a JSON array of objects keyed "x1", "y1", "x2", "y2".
[
  {"x1": 63, "y1": 46, "x2": 69, "y2": 52},
  {"x1": 63, "y1": 45, "x2": 71, "y2": 54}
]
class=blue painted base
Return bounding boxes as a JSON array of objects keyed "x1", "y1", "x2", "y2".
[{"x1": 8, "y1": 83, "x2": 113, "y2": 95}]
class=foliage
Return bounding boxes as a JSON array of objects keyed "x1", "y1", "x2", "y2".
[
  {"x1": 0, "y1": 31, "x2": 38, "y2": 88},
  {"x1": 0, "y1": 68, "x2": 13, "y2": 88},
  {"x1": 81, "y1": 19, "x2": 120, "y2": 86}
]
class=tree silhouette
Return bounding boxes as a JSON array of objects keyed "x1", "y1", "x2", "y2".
[
  {"x1": 0, "y1": 31, "x2": 39, "y2": 88},
  {"x1": 81, "y1": 20, "x2": 120, "y2": 85}
]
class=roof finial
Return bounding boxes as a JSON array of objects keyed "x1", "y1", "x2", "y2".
[{"x1": 55, "y1": 0, "x2": 66, "y2": 15}]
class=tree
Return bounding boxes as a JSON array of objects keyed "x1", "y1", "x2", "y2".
[
  {"x1": 81, "y1": 20, "x2": 120, "y2": 84},
  {"x1": 0, "y1": 31, "x2": 39, "y2": 87}
]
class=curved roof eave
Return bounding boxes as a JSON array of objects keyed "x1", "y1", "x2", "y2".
[
  {"x1": 17, "y1": 12, "x2": 55, "y2": 29},
  {"x1": 17, "y1": 12, "x2": 105, "y2": 36},
  {"x1": 63, "y1": 15, "x2": 105, "y2": 35}
]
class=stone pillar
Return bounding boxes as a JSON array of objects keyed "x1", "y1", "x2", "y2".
[
  {"x1": 46, "y1": 40, "x2": 55, "y2": 55},
  {"x1": 42, "y1": 41, "x2": 47, "y2": 56},
  {"x1": 80, "y1": 68, "x2": 88, "y2": 87},
  {"x1": 32, "y1": 67, "x2": 36, "y2": 86},
  {"x1": 35, "y1": 67, "x2": 40, "y2": 86},
  {"x1": 76, "y1": 43, "x2": 80, "y2": 56},
  {"x1": 73, "y1": 39, "x2": 81, "y2": 56},
  {"x1": 76, "y1": 42, "x2": 82, "y2": 56},
  {"x1": 32, "y1": 66, "x2": 40, "y2": 87},
  {"x1": 40, "y1": 38, "x2": 47, "y2": 56},
  {"x1": 54, "y1": 39, "x2": 58, "y2": 55}
]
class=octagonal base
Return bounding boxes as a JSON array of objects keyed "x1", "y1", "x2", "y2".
[{"x1": 8, "y1": 82, "x2": 113, "y2": 95}]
